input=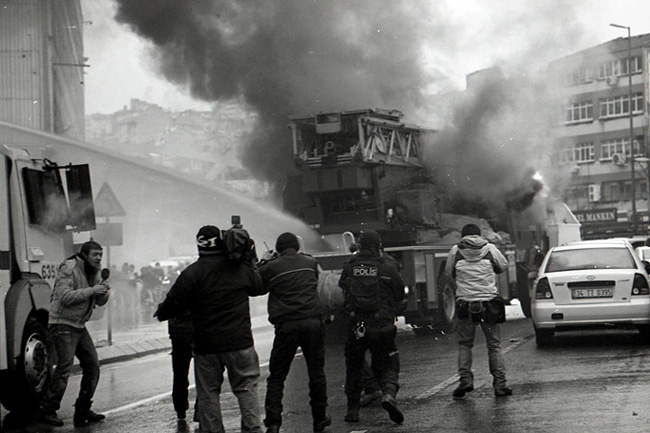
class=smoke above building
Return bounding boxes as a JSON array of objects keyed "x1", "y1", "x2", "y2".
[{"x1": 111, "y1": 0, "x2": 589, "y2": 209}]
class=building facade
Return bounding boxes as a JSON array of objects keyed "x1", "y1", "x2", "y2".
[
  {"x1": 549, "y1": 33, "x2": 650, "y2": 238},
  {"x1": 0, "y1": 0, "x2": 86, "y2": 141}
]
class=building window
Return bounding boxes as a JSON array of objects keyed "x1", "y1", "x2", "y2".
[
  {"x1": 564, "y1": 100, "x2": 593, "y2": 123},
  {"x1": 599, "y1": 92, "x2": 644, "y2": 119},
  {"x1": 601, "y1": 137, "x2": 642, "y2": 160},
  {"x1": 565, "y1": 66, "x2": 593, "y2": 85},
  {"x1": 598, "y1": 56, "x2": 642, "y2": 79},
  {"x1": 574, "y1": 142, "x2": 594, "y2": 162},
  {"x1": 601, "y1": 180, "x2": 647, "y2": 202}
]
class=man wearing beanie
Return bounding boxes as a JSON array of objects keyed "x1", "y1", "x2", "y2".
[
  {"x1": 339, "y1": 230, "x2": 406, "y2": 425},
  {"x1": 155, "y1": 225, "x2": 266, "y2": 433},
  {"x1": 445, "y1": 223, "x2": 511, "y2": 399},
  {"x1": 258, "y1": 232, "x2": 330, "y2": 433}
]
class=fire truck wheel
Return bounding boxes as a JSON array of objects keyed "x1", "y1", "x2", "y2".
[
  {"x1": 2, "y1": 317, "x2": 53, "y2": 412},
  {"x1": 432, "y1": 275, "x2": 457, "y2": 332}
]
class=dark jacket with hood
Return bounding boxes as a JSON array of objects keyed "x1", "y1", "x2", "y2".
[
  {"x1": 445, "y1": 234, "x2": 508, "y2": 301},
  {"x1": 155, "y1": 252, "x2": 265, "y2": 354}
]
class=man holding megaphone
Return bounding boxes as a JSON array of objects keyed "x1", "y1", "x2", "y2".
[{"x1": 37, "y1": 241, "x2": 110, "y2": 428}]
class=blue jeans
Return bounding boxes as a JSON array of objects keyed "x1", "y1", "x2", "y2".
[
  {"x1": 41, "y1": 324, "x2": 100, "y2": 413},
  {"x1": 194, "y1": 346, "x2": 262, "y2": 433},
  {"x1": 457, "y1": 317, "x2": 507, "y2": 390},
  {"x1": 264, "y1": 318, "x2": 327, "y2": 427}
]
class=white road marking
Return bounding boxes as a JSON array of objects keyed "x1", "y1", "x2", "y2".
[{"x1": 103, "y1": 360, "x2": 271, "y2": 415}]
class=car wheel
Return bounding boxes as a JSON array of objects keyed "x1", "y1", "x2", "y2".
[
  {"x1": 637, "y1": 325, "x2": 650, "y2": 341},
  {"x1": 534, "y1": 327, "x2": 554, "y2": 347}
]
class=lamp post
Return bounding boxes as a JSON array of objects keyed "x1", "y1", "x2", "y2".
[{"x1": 610, "y1": 23, "x2": 636, "y2": 233}]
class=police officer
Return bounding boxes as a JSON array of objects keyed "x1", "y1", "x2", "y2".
[{"x1": 338, "y1": 230, "x2": 406, "y2": 425}]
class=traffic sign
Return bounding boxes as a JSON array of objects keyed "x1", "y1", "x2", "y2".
[
  {"x1": 92, "y1": 222, "x2": 123, "y2": 246},
  {"x1": 94, "y1": 182, "x2": 126, "y2": 217}
]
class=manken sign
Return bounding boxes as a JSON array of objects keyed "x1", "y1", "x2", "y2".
[{"x1": 574, "y1": 208, "x2": 617, "y2": 224}]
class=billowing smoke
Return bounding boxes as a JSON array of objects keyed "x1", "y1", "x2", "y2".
[
  {"x1": 423, "y1": 66, "x2": 556, "y2": 223},
  {"x1": 110, "y1": 0, "x2": 591, "y2": 212},
  {"x1": 112, "y1": 0, "x2": 442, "y2": 198}
]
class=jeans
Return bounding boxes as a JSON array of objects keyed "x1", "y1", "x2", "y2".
[
  {"x1": 194, "y1": 346, "x2": 262, "y2": 433},
  {"x1": 344, "y1": 322, "x2": 400, "y2": 408},
  {"x1": 171, "y1": 333, "x2": 193, "y2": 415},
  {"x1": 264, "y1": 318, "x2": 328, "y2": 426},
  {"x1": 456, "y1": 316, "x2": 507, "y2": 390},
  {"x1": 40, "y1": 325, "x2": 100, "y2": 413}
]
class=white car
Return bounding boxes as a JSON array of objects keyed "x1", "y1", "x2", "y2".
[{"x1": 531, "y1": 239, "x2": 650, "y2": 346}]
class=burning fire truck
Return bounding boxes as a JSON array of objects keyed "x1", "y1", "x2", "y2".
[
  {"x1": 0, "y1": 144, "x2": 97, "y2": 411},
  {"x1": 283, "y1": 108, "x2": 581, "y2": 331}
]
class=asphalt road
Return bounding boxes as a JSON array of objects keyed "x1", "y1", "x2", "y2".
[{"x1": 3, "y1": 305, "x2": 650, "y2": 433}]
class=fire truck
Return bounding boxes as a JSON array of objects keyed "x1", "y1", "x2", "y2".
[
  {"x1": 283, "y1": 108, "x2": 581, "y2": 332},
  {"x1": 0, "y1": 144, "x2": 96, "y2": 410}
]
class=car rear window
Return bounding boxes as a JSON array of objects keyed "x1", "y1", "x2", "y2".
[{"x1": 545, "y1": 247, "x2": 636, "y2": 272}]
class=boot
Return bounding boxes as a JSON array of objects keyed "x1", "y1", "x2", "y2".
[
  {"x1": 36, "y1": 409, "x2": 64, "y2": 427},
  {"x1": 313, "y1": 414, "x2": 332, "y2": 432},
  {"x1": 381, "y1": 394, "x2": 404, "y2": 424},
  {"x1": 74, "y1": 400, "x2": 105, "y2": 427}
]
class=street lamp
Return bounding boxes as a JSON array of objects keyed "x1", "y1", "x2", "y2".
[{"x1": 610, "y1": 23, "x2": 636, "y2": 233}]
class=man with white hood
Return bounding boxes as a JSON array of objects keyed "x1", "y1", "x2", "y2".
[{"x1": 445, "y1": 223, "x2": 512, "y2": 399}]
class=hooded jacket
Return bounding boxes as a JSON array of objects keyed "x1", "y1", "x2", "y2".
[
  {"x1": 49, "y1": 256, "x2": 109, "y2": 328},
  {"x1": 445, "y1": 235, "x2": 508, "y2": 301}
]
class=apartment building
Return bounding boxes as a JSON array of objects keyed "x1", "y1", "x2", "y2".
[
  {"x1": 549, "y1": 33, "x2": 650, "y2": 238},
  {"x1": 0, "y1": 0, "x2": 86, "y2": 141}
]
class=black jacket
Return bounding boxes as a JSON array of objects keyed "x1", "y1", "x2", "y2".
[
  {"x1": 155, "y1": 253, "x2": 264, "y2": 354},
  {"x1": 258, "y1": 250, "x2": 322, "y2": 325}
]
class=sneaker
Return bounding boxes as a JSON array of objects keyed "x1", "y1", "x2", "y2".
[
  {"x1": 313, "y1": 414, "x2": 332, "y2": 432},
  {"x1": 495, "y1": 387, "x2": 513, "y2": 397},
  {"x1": 36, "y1": 411, "x2": 64, "y2": 427},
  {"x1": 344, "y1": 407, "x2": 359, "y2": 423},
  {"x1": 381, "y1": 394, "x2": 404, "y2": 424},
  {"x1": 452, "y1": 384, "x2": 474, "y2": 398},
  {"x1": 360, "y1": 390, "x2": 382, "y2": 407},
  {"x1": 266, "y1": 425, "x2": 280, "y2": 433}
]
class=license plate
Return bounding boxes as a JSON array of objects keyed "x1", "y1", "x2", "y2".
[{"x1": 571, "y1": 288, "x2": 613, "y2": 299}]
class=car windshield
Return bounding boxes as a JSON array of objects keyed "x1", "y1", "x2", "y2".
[{"x1": 545, "y1": 247, "x2": 636, "y2": 272}]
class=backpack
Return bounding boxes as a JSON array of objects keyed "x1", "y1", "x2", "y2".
[
  {"x1": 222, "y1": 226, "x2": 257, "y2": 263},
  {"x1": 347, "y1": 259, "x2": 382, "y2": 313}
]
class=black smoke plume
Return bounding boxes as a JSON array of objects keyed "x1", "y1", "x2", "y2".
[
  {"x1": 423, "y1": 66, "x2": 555, "y2": 224},
  {"x1": 113, "y1": 0, "x2": 441, "y2": 199}
]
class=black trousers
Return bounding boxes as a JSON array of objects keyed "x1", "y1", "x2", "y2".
[
  {"x1": 264, "y1": 317, "x2": 328, "y2": 426},
  {"x1": 344, "y1": 322, "x2": 400, "y2": 408},
  {"x1": 170, "y1": 333, "x2": 193, "y2": 414}
]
